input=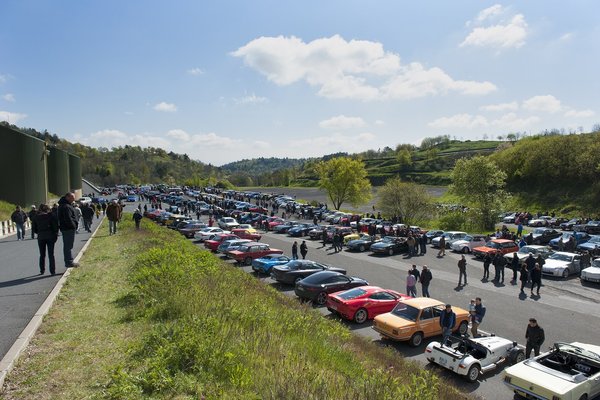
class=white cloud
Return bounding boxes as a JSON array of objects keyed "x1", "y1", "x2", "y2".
[
  {"x1": 252, "y1": 140, "x2": 271, "y2": 149},
  {"x1": 375, "y1": 119, "x2": 385, "y2": 125},
  {"x1": 166, "y1": 129, "x2": 190, "y2": 141},
  {"x1": 479, "y1": 101, "x2": 518, "y2": 112},
  {"x1": 289, "y1": 131, "x2": 377, "y2": 153},
  {"x1": 522, "y1": 95, "x2": 562, "y2": 113},
  {"x1": 428, "y1": 113, "x2": 489, "y2": 129},
  {"x1": 2, "y1": 93, "x2": 15, "y2": 102},
  {"x1": 187, "y1": 67, "x2": 204, "y2": 75},
  {"x1": 491, "y1": 113, "x2": 540, "y2": 130},
  {"x1": 0, "y1": 74, "x2": 6, "y2": 84},
  {"x1": 564, "y1": 109, "x2": 595, "y2": 118},
  {"x1": 85, "y1": 129, "x2": 172, "y2": 149},
  {"x1": 461, "y1": 6, "x2": 528, "y2": 49},
  {"x1": 234, "y1": 93, "x2": 268, "y2": 104},
  {"x1": 319, "y1": 115, "x2": 366, "y2": 130},
  {"x1": 232, "y1": 35, "x2": 496, "y2": 101},
  {"x1": 153, "y1": 102, "x2": 177, "y2": 112},
  {"x1": 0, "y1": 110, "x2": 27, "y2": 123},
  {"x1": 558, "y1": 32, "x2": 574, "y2": 42}
]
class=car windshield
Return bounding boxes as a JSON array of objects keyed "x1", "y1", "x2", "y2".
[
  {"x1": 390, "y1": 303, "x2": 420, "y2": 321},
  {"x1": 485, "y1": 242, "x2": 500, "y2": 249},
  {"x1": 382, "y1": 236, "x2": 396, "y2": 243},
  {"x1": 549, "y1": 253, "x2": 572, "y2": 262},
  {"x1": 337, "y1": 288, "x2": 367, "y2": 300},
  {"x1": 302, "y1": 273, "x2": 335, "y2": 284},
  {"x1": 556, "y1": 343, "x2": 600, "y2": 363},
  {"x1": 518, "y1": 246, "x2": 537, "y2": 254}
]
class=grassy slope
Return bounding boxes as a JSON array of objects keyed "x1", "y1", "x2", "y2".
[
  {"x1": 2, "y1": 219, "x2": 468, "y2": 400},
  {"x1": 0, "y1": 200, "x2": 16, "y2": 221}
]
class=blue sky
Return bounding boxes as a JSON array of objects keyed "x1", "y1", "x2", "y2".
[{"x1": 1, "y1": 1, "x2": 598, "y2": 165}]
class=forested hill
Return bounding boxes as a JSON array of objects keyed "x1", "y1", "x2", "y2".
[
  {"x1": 221, "y1": 157, "x2": 306, "y2": 176},
  {"x1": 1, "y1": 122, "x2": 225, "y2": 187}
]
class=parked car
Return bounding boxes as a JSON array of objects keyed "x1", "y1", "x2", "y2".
[
  {"x1": 503, "y1": 342, "x2": 600, "y2": 400},
  {"x1": 450, "y1": 234, "x2": 487, "y2": 254},
  {"x1": 271, "y1": 260, "x2": 346, "y2": 285},
  {"x1": 218, "y1": 217, "x2": 239, "y2": 230},
  {"x1": 372, "y1": 298, "x2": 470, "y2": 347},
  {"x1": 346, "y1": 234, "x2": 379, "y2": 252},
  {"x1": 204, "y1": 233, "x2": 240, "y2": 252},
  {"x1": 528, "y1": 216, "x2": 553, "y2": 227},
  {"x1": 472, "y1": 239, "x2": 519, "y2": 259},
  {"x1": 178, "y1": 222, "x2": 208, "y2": 238},
  {"x1": 326, "y1": 286, "x2": 409, "y2": 324},
  {"x1": 288, "y1": 223, "x2": 317, "y2": 237},
  {"x1": 308, "y1": 225, "x2": 328, "y2": 240},
  {"x1": 425, "y1": 230, "x2": 444, "y2": 243},
  {"x1": 231, "y1": 228, "x2": 262, "y2": 241},
  {"x1": 577, "y1": 235, "x2": 600, "y2": 253},
  {"x1": 581, "y1": 258, "x2": 600, "y2": 283},
  {"x1": 194, "y1": 227, "x2": 229, "y2": 241},
  {"x1": 574, "y1": 220, "x2": 600, "y2": 235},
  {"x1": 273, "y1": 221, "x2": 300, "y2": 234},
  {"x1": 502, "y1": 213, "x2": 517, "y2": 224},
  {"x1": 294, "y1": 271, "x2": 369, "y2": 305},
  {"x1": 227, "y1": 243, "x2": 284, "y2": 265},
  {"x1": 560, "y1": 218, "x2": 583, "y2": 231},
  {"x1": 217, "y1": 239, "x2": 252, "y2": 255},
  {"x1": 542, "y1": 252, "x2": 582, "y2": 278},
  {"x1": 503, "y1": 245, "x2": 554, "y2": 265},
  {"x1": 251, "y1": 254, "x2": 292, "y2": 275},
  {"x1": 425, "y1": 334, "x2": 525, "y2": 382},
  {"x1": 549, "y1": 231, "x2": 590, "y2": 250},
  {"x1": 530, "y1": 227, "x2": 562, "y2": 245},
  {"x1": 370, "y1": 236, "x2": 408, "y2": 256},
  {"x1": 431, "y1": 231, "x2": 468, "y2": 248}
]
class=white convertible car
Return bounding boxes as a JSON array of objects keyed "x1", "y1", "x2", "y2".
[
  {"x1": 581, "y1": 258, "x2": 600, "y2": 283},
  {"x1": 425, "y1": 334, "x2": 524, "y2": 382},
  {"x1": 504, "y1": 342, "x2": 600, "y2": 400}
]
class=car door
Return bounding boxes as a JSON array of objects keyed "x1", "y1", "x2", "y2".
[
  {"x1": 417, "y1": 307, "x2": 438, "y2": 337},
  {"x1": 368, "y1": 291, "x2": 399, "y2": 315},
  {"x1": 325, "y1": 275, "x2": 351, "y2": 293}
]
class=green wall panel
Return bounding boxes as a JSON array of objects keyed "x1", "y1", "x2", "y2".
[
  {"x1": 68, "y1": 153, "x2": 82, "y2": 191},
  {"x1": 48, "y1": 147, "x2": 70, "y2": 196}
]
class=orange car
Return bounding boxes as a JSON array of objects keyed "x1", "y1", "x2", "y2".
[
  {"x1": 372, "y1": 298, "x2": 469, "y2": 346},
  {"x1": 472, "y1": 239, "x2": 519, "y2": 259}
]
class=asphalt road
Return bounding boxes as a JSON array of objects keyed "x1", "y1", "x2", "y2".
[{"x1": 186, "y1": 221, "x2": 600, "y2": 400}]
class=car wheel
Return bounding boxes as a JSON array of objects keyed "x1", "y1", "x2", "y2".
[
  {"x1": 511, "y1": 350, "x2": 525, "y2": 364},
  {"x1": 244, "y1": 257, "x2": 253, "y2": 266},
  {"x1": 388, "y1": 248, "x2": 394, "y2": 256},
  {"x1": 315, "y1": 292, "x2": 328, "y2": 305},
  {"x1": 578, "y1": 395, "x2": 588, "y2": 400},
  {"x1": 466, "y1": 364, "x2": 480, "y2": 383},
  {"x1": 409, "y1": 332, "x2": 423, "y2": 347},
  {"x1": 562, "y1": 269, "x2": 569, "y2": 278},
  {"x1": 458, "y1": 321, "x2": 468, "y2": 335},
  {"x1": 353, "y1": 308, "x2": 368, "y2": 324},
  {"x1": 462, "y1": 247, "x2": 469, "y2": 254},
  {"x1": 359, "y1": 245, "x2": 366, "y2": 252}
]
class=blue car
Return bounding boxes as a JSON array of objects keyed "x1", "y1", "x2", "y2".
[
  {"x1": 577, "y1": 235, "x2": 600, "y2": 252},
  {"x1": 127, "y1": 195, "x2": 139, "y2": 202},
  {"x1": 251, "y1": 254, "x2": 292, "y2": 274},
  {"x1": 549, "y1": 232, "x2": 590, "y2": 250}
]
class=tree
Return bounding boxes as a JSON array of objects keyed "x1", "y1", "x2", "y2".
[
  {"x1": 316, "y1": 157, "x2": 372, "y2": 210},
  {"x1": 376, "y1": 177, "x2": 433, "y2": 225},
  {"x1": 396, "y1": 148, "x2": 413, "y2": 169},
  {"x1": 450, "y1": 156, "x2": 507, "y2": 230}
]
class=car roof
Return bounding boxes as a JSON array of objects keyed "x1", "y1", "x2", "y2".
[
  {"x1": 401, "y1": 297, "x2": 444, "y2": 308},
  {"x1": 491, "y1": 239, "x2": 516, "y2": 243}
]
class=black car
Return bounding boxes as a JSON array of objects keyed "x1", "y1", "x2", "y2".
[
  {"x1": 273, "y1": 221, "x2": 300, "y2": 234},
  {"x1": 370, "y1": 236, "x2": 408, "y2": 256},
  {"x1": 346, "y1": 234, "x2": 378, "y2": 252},
  {"x1": 271, "y1": 260, "x2": 346, "y2": 285},
  {"x1": 294, "y1": 271, "x2": 369, "y2": 305},
  {"x1": 573, "y1": 220, "x2": 600, "y2": 235},
  {"x1": 288, "y1": 223, "x2": 318, "y2": 237},
  {"x1": 560, "y1": 218, "x2": 582, "y2": 231},
  {"x1": 530, "y1": 228, "x2": 562, "y2": 245},
  {"x1": 308, "y1": 225, "x2": 328, "y2": 240}
]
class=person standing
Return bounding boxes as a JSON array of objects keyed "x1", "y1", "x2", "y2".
[
  {"x1": 57, "y1": 192, "x2": 79, "y2": 268},
  {"x1": 530, "y1": 263, "x2": 542, "y2": 296},
  {"x1": 132, "y1": 209, "x2": 143, "y2": 230},
  {"x1": 420, "y1": 265, "x2": 432, "y2": 297},
  {"x1": 81, "y1": 202, "x2": 95, "y2": 233},
  {"x1": 535, "y1": 254, "x2": 545, "y2": 273},
  {"x1": 407, "y1": 235, "x2": 415, "y2": 257},
  {"x1": 458, "y1": 255, "x2": 467, "y2": 286},
  {"x1": 483, "y1": 253, "x2": 492, "y2": 280},
  {"x1": 525, "y1": 318, "x2": 545, "y2": 358},
  {"x1": 471, "y1": 297, "x2": 486, "y2": 337},
  {"x1": 437, "y1": 235, "x2": 446, "y2": 257},
  {"x1": 11, "y1": 205, "x2": 28, "y2": 241},
  {"x1": 32, "y1": 204, "x2": 59, "y2": 275},
  {"x1": 406, "y1": 270, "x2": 417, "y2": 297},
  {"x1": 439, "y1": 304, "x2": 456, "y2": 345},
  {"x1": 409, "y1": 264, "x2": 421, "y2": 283},
  {"x1": 420, "y1": 232, "x2": 427, "y2": 256},
  {"x1": 291, "y1": 241, "x2": 299, "y2": 260},
  {"x1": 519, "y1": 264, "x2": 529, "y2": 293},
  {"x1": 73, "y1": 203, "x2": 83, "y2": 233},
  {"x1": 300, "y1": 240, "x2": 308, "y2": 260},
  {"x1": 525, "y1": 253, "x2": 536, "y2": 285},
  {"x1": 106, "y1": 200, "x2": 122, "y2": 235},
  {"x1": 510, "y1": 253, "x2": 520, "y2": 284},
  {"x1": 28, "y1": 205, "x2": 38, "y2": 239}
]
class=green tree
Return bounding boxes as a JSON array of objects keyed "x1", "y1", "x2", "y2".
[
  {"x1": 451, "y1": 156, "x2": 507, "y2": 230},
  {"x1": 316, "y1": 157, "x2": 372, "y2": 210},
  {"x1": 396, "y1": 149, "x2": 413, "y2": 169},
  {"x1": 376, "y1": 177, "x2": 432, "y2": 224}
]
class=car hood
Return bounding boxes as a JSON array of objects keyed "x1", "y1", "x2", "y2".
[
  {"x1": 348, "y1": 239, "x2": 370, "y2": 245},
  {"x1": 371, "y1": 242, "x2": 392, "y2": 249},
  {"x1": 505, "y1": 360, "x2": 579, "y2": 395},
  {"x1": 543, "y1": 259, "x2": 570, "y2": 270},
  {"x1": 582, "y1": 266, "x2": 600, "y2": 276}
]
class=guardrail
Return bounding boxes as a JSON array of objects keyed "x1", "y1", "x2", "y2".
[{"x1": 0, "y1": 220, "x2": 32, "y2": 238}]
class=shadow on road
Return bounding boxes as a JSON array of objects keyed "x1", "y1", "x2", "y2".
[{"x1": 0, "y1": 274, "x2": 55, "y2": 288}]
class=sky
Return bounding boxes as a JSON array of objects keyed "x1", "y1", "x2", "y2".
[{"x1": 1, "y1": 1, "x2": 599, "y2": 166}]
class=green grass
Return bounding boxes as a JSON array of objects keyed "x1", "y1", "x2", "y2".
[
  {"x1": 0, "y1": 200, "x2": 16, "y2": 221},
  {"x1": 2, "y1": 218, "x2": 468, "y2": 400}
]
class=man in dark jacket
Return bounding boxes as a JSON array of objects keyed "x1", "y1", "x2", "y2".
[
  {"x1": 28, "y1": 205, "x2": 38, "y2": 239},
  {"x1": 81, "y1": 202, "x2": 95, "y2": 233},
  {"x1": 420, "y1": 265, "x2": 432, "y2": 297},
  {"x1": 457, "y1": 255, "x2": 467, "y2": 286},
  {"x1": 11, "y1": 205, "x2": 28, "y2": 241},
  {"x1": 525, "y1": 318, "x2": 545, "y2": 358},
  {"x1": 57, "y1": 192, "x2": 79, "y2": 268},
  {"x1": 439, "y1": 304, "x2": 456, "y2": 345},
  {"x1": 32, "y1": 204, "x2": 59, "y2": 274},
  {"x1": 471, "y1": 297, "x2": 486, "y2": 337}
]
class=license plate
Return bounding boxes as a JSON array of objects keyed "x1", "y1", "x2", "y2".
[{"x1": 438, "y1": 357, "x2": 447, "y2": 366}]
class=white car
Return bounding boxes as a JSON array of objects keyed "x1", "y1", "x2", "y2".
[
  {"x1": 504, "y1": 342, "x2": 600, "y2": 400},
  {"x1": 503, "y1": 245, "x2": 554, "y2": 265},
  {"x1": 218, "y1": 217, "x2": 239, "y2": 229},
  {"x1": 542, "y1": 252, "x2": 582, "y2": 278},
  {"x1": 431, "y1": 231, "x2": 468, "y2": 248},
  {"x1": 194, "y1": 227, "x2": 229, "y2": 241},
  {"x1": 425, "y1": 335, "x2": 524, "y2": 382},
  {"x1": 451, "y1": 234, "x2": 487, "y2": 254},
  {"x1": 78, "y1": 196, "x2": 92, "y2": 205},
  {"x1": 528, "y1": 215, "x2": 552, "y2": 227},
  {"x1": 581, "y1": 258, "x2": 600, "y2": 283}
]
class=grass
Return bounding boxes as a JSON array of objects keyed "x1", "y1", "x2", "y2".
[
  {"x1": 2, "y1": 218, "x2": 468, "y2": 400},
  {"x1": 0, "y1": 200, "x2": 16, "y2": 221}
]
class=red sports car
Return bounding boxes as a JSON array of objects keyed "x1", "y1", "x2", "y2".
[
  {"x1": 326, "y1": 286, "x2": 410, "y2": 324},
  {"x1": 204, "y1": 233, "x2": 240, "y2": 252}
]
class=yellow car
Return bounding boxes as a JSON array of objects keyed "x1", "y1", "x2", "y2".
[
  {"x1": 372, "y1": 297, "x2": 470, "y2": 347},
  {"x1": 238, "y1": 224, "x2": 258, "y2": 234}
]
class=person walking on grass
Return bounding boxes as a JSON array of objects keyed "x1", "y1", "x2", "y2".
[
  {"x1": 11, "y1": 205, "x2": 28, "y2": 241},
  {"x1": 106, "y1": 200, "x2": 122, "y2": 235},
  {"x1": 133, "y1": 209, "x2": 143, "y2": 230},
  {"x1": 458, "y1": 255, "x2": 467, "y2": 286},
  {"x1": 57, "y1": 192, "x2": 79, "y2": 268},
  {"x1": 32, "y1": 204, "x2": 59, "y2": 275},
  {"x1": 300, "y1": 240, "x2": 308, "y2": 260}
]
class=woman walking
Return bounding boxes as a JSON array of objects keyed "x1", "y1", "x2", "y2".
[{"x1": 32, "y1": 204, "x2": 59, "y2": 275}]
